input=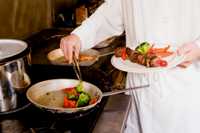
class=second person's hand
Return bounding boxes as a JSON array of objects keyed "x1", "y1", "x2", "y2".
[
  {"x1": 177, "y1": 41, "x2": 200, "y2": 68},
  {"x1": 60, "y1": 34, "x2": 81, "y2": 64}
]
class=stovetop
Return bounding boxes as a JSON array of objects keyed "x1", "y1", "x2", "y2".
[
  {"x1": 0, "y1": 65, "x2": 110, "y2": 133},
  {"x1": 0, "y1": 28, "x2": 114, "y2": 133},
  {"x1": 0, "y1": 98, "x2": 107, "y2": 133}
]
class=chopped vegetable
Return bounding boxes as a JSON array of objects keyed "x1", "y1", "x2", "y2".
[
  {"x1": 63, "y1": 82, "x2": 99, "y2": 108},
  {"x1": 67, "y1": 93, "x2": 79, "y2": 100},
  {"x1": 77, "y1": 93, "x2": 90, "y2": 107},
  {"x1": 63, "y1": 87, "x2": 78, "y2": 100},
  {"x1": 154, "y1": 51, "x2": 173, "y2": 58},
  {"x1": 63, "y1": 96, "x2": 76, "y2": 108},
  {"x1": 151, "y1": 45, "x2": 170, "y2": 53},
  {"x1": 135, "y1": 42, "x2": 151, "y2": 55},
  {"x1": 64, "y1": 87, "x2": 77, "y2": 94},
  {"x1": 76, "y1": 82, "x2": 83, "y2": 93},
  {"x1": 89, "y1": 97, "x2": 98, "y2": 105}
]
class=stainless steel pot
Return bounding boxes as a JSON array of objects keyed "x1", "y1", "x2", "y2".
[{"x1": 0, "y1": 39, "x2": 31, "y2": 112}]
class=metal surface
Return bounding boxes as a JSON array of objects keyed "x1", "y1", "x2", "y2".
[
  {"x1": 102, "y1": 85, "x2": 150, "y2": 97},
  {"x1": 47, "y1": 48, "x2": 101, "y2": 66},
  {"x1": 47, "y1": 48, "x2": 114, "y2": 67},
  {"x1": 96, "y1": 51, "x2": 115, "y2": 58},
  {"x1": 0, "y1": 40, "x2": 31, "y2": 112},
  {"x1": 0, "y1": 39, "x2": 28, "y2": 63},
  {"x1": 26, "y1": 79, "x2": 103, "y2": 114},
  {"x1": 93, "y1": 94, "x2": 131, "y2": 133}
]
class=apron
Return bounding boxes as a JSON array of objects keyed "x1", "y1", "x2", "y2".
[{"x1": 123, "y1": 0, "x2": 200, "y2": 133}]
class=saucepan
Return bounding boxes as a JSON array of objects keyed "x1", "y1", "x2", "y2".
[
  {"x1": 0, "y1": 39, "x2": 31, "y2": 113},
  {"x1": 26, "y1": 79, "x2": 149, "y2": 114}
]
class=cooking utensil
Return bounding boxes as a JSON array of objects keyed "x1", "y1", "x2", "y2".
[
  {"x1": 26, "y1": 79, "x2": 149, "y2": 113},
  {"x1": 0, "y1": 39, "x2": 31, "y2": 113},
  {"x1": 72, "y1": 53, "x2": 82, "y2": 81},
  {"x1": 47, "y1": 48, "x2": 114, "y2": 66}
]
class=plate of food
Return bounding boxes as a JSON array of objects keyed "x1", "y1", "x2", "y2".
[
  {"x1": 47, "y1": 48, "x2": 100, "y2": 66},
  {"x1": 111, "y1": 42, "x2": 185, "y2": 73}
]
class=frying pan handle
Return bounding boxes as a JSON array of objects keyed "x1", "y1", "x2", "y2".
[
  {"x1": 98, "y1": 51, "x2": 115, "y2": 58},
  {"x1": 102, "y1": 84, "x2": 150, "y2": 97}
]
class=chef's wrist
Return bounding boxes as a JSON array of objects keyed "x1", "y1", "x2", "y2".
[
  {"x1": 70, "y1": 32, "x2": 82, "y2": 50},
  {"x1": 71, "y1": 29, "x2": 89, "y2": 51}
]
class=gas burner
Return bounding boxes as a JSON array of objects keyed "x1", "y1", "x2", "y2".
[
  {"x1": 29, "y1": 118, "x2": 74, "y2": 133},
  {"x1": 29, "y1": 121, "x2": 70, "y2": 133}
]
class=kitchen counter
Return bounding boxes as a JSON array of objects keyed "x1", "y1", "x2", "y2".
[{"x1": 93, "y1": 94, "x2": 131, "y2": 133}]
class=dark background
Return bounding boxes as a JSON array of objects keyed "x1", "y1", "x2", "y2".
[{"x1": 0, "y1": 0, "x2": 104, "y2": 39}]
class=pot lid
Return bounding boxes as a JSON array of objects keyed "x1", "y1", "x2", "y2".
[{"x1": 0, "y1": 39, "x2": 28, "y2": 60}]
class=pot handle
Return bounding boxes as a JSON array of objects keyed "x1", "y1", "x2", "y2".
[{"x1": 102, "y1": 84, "x2": 150, "y2": 97}]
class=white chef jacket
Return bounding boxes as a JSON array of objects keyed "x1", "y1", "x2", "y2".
[{"x1": 72, "y1": 0, "x2": 200, "y2": 133}]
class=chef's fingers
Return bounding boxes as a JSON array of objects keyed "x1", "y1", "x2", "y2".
[
  {"x1": 60, "y1": 39, "x2": 64, "y2": 50},
  {"x1": 68, "y1": 44, "x2": 75, "y2": 64},
  {"x1": 177, "y1": 44, "x2": 191, "y2": 56},
  {"x1": 177, "y1": 61, "x2": 192, "y2": 68},
  {"x1": 60, "y1": 37, "x2": 69, "y2": 62},
  {"x1": 60, "y1": 34, "x2": 81, "y2": 63},
  {"x1": 74, "y1": 43, "x2": 81, "y2": 60}
]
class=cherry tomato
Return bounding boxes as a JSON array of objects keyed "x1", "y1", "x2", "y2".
[
  {"x1": 156, "y1": 60, "x2": 168, "y2": 67},
  {"x1": 160, "y1": 60, "x2": 167, "y2": 67}
]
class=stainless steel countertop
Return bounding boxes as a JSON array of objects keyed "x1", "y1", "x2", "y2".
[{"x1": 93, "y1": 94, "x2": 131, "y2": 133}]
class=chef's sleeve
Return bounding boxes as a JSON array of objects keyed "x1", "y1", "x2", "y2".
[{"x1": 71, "y1": 0, "x2": 124, "y2": 51}]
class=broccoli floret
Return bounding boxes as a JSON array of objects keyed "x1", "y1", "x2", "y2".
[
  {"x1": 77, "y1": 93, "x2": 90, "y2": 107},
  {"x1": 135, "y1": 42, "x2": 151, "y2": 54},
  {"x1": 76, "y1": 82, "x2": 83, "y2": 93}
]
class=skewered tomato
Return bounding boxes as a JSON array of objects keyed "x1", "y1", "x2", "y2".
[{"x1": 121, "y1": 47, "x2": 127, "y2": 60}]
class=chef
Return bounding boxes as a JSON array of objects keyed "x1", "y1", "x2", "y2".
[{"x1": 60, "y1": 0, "x2": 200, "y2": 133}]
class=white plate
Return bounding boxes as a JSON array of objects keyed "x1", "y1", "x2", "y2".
[{"x1": 111, "y1": 53, "x2": 185, "y2": 73}]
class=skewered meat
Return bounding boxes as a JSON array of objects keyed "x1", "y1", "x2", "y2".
[
  {"x1": 114, "y1": 47, "x2": 168, "y2": 67},
  {"x1": 114, "y1": 47, "x2": 124, "y2": 57},
  {"x1": 126, "y1": 47, "x2": 140, "y2": 62}
]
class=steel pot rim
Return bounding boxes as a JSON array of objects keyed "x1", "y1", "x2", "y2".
[{"x1": 0, "y1": 39, "x2": 30, "y2": 64}]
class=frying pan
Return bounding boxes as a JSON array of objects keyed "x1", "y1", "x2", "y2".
[
  {"x1": 47, "y1": 48, "x2": 114, "y2": 66},
  {"x1": 26, "y1": 79, "x2": 149, "y2": 114}
]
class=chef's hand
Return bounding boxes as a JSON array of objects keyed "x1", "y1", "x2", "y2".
[
  {"x1": 177, "y1": 41, "x2": 200, "y2": 68},
  {"x1": 60, "y1": 34, "x2": 81, "y2": 64}
]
